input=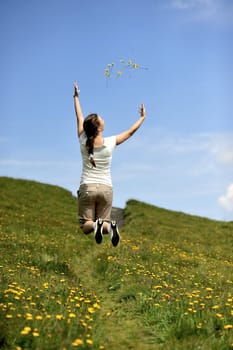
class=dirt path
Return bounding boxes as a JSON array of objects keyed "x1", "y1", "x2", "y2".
[{"x1": 111, "y1": 207, "x2": 124, "y2": 228}]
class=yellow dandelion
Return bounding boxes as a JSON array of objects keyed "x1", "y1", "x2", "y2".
[
  {"x1": 69, "y1": 313, "x2": 76, "y2": 318},
  {"x1": 20, "y1": 326, "x2": 31, "y2": 335},
  {"x1": 33, "y1": 330, "x2": 40, "y2": 337},
  {"x1": 93, "y1": 303, "x2": 100, "y2": 309},
  {"x1": 212, "y1": 305, "x2": 219, "y2": 310},
  {"x1": 35, "y1": 315, "x2": 43, "y2": 320},
  {"x1": 72, "y1": 338, "x2": 83, "y2": 346},
  {"x1": 224, "y1": 324, "x2": 233, "y2": 330},
  {"x1": 86, "y1": 339, "x2": 93, "y2": 345},
  {"x1": 84, "y1": 299, "x2": 91, "y2": 304},
  {"x1": 87, "y1": 307, "x2": 95, "y2": 314},
  {"x1": 196, "y1": 322, "x2": 203, "y2": 329},
  {"x1": 6, "y1": 314, "x2": 13, "y2": 319},
  {"x1": 56, "y1": 314, "x2": 64, "y2": 320},
  {"x1": 26, "y1": 313, "x2": 33, "y2": 320}
]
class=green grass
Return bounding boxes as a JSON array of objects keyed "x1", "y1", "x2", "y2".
[{"x1": 0, "y1": 176, "x2": 233, "y2": 350}]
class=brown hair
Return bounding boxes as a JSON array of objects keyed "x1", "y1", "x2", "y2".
[{"x1": 83, "y1": 113, "x2": 100, "y2": 167}]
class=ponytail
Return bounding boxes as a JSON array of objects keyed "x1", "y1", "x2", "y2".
[
  {"x1": 83, "y1": 114, "x2": 99, "y2": 168},
  {"x1": 86, "y1": 135, "x2": 96, "y2": 168},
  {"x1": 89, "y1": 153, "x2": 96, "y2": 168}
]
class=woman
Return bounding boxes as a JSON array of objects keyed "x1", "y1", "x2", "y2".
[{"x1": 73, "y1": 83, "x2": 146, "y2": 246}]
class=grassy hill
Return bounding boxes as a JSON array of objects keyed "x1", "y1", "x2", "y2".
[{"x1": 0, "y1": 177, "x2": 233, "y2": 350}]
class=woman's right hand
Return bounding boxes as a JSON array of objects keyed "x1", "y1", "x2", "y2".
[{"x1": 73, "y1": 82, "x2": 80, "y2": 97}]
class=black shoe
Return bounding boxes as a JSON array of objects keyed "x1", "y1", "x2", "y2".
[
  {"x1": 94, "y1": 219, "x2": 103, "y2": 244},
  {"x1": 110, "y1": 221, "x2": 120, "y2": 247}
]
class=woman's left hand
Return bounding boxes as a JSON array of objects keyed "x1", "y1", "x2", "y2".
[{"x1": 140, "y1": 103, "x2": 146, "y2": 118}]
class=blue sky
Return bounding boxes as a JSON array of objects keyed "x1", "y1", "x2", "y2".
[{"x1": 1, "y1": 0, "x2": 233, "y2": 221}]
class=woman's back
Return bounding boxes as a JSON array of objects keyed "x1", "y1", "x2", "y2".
[{"x1": 79, "y1": 132, "x2": 116, "y2": 186}]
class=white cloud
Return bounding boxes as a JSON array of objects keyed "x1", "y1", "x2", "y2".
[
  {"x1": 113, "y1": 130, "x2": 233, "y2": 211},
  {"x1": 170, "y1": 0, "x2": 212, "y2": 10},
  {"x1": 127, "y1": 129, "x2": 233, "y2": 166},
  {"x1": 211, "y1": 147, "x2": 233, "y2": 167},
  {"x1": 167, "y1": 0, "x2": 233, "y2": 23},
  {"x1": 205, "y1": 133, "x2": 233, "y2": 167},
  {"x1": 113, "y1": 130, "x2": 232, "y2": 193},
  {"x1": 218, "y1": 183, "x2": 233, "y2": 212}
]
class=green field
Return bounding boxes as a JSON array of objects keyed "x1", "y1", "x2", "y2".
[{"x1": 0, "y1": 177, "x2": 233, "y2": 350}]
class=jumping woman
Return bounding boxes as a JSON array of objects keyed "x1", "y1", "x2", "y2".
[{"x1": 73, "y1": 82, "x2": 146, "y2": 246}]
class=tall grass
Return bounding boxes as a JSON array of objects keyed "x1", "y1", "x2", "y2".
[{"x1": 0, "y1": 177, "x2": 233, "y2": 349}]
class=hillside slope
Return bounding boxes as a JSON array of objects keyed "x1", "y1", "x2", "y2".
[{"x1": 0, "y1": 177, "x2": 233, "y2": 350}]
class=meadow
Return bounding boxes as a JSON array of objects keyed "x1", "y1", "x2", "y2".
[{"x1": 0, "y1": 177, "x2": 233, "y2": 350}]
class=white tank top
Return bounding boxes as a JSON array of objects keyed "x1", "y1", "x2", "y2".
[{"x1": 79, "y1": 132, "x2": 117, "y2": 187}]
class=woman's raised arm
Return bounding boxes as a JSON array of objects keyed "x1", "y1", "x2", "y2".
[
  {"x1": 116, "y1": 104, "x2": 146, "y2": 145},
  {"x1": 73, "y1": 83, "x2": 84, "y2": 137}
]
